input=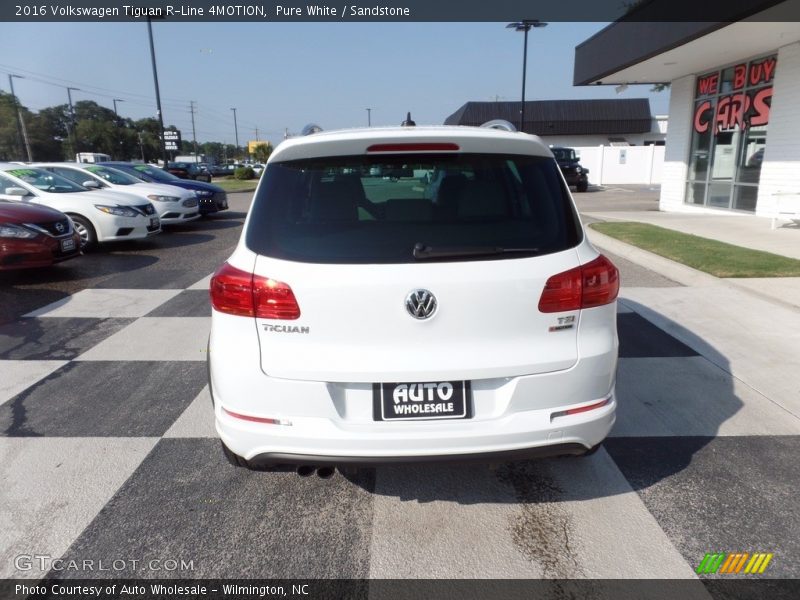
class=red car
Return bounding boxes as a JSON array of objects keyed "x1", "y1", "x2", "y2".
[{"x1": 0, "y1": 200, "x2": 81, "y2": 270}]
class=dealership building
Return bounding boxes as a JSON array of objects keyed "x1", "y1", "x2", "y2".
[{"x1": 574, "y1": 1, "x2": 800, "y2": 216}]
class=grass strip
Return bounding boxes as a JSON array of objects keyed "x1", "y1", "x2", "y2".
[{"x1": 589, "y1": 221, "x2": 800, "y2": 278}]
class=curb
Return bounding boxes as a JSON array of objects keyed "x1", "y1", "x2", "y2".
[{"x1": 586, "y1": 228, "x2": 800, "y2": 313}]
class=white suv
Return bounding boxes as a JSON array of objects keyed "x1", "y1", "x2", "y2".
[{"x1": 209, "y1": 126, "x2": 619, "y2": 470}]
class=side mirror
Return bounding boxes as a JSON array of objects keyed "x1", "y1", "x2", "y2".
[
  {"x1": 82, "y1": 180, "x2": 102, "y2": 189},
  {"x1": 5, "y1": 187, "x2": 29, "y2": 197}
]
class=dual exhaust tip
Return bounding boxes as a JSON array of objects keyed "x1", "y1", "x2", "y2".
[{"x1": 296, "y1": 465, "x2": 335, "y2": 479}]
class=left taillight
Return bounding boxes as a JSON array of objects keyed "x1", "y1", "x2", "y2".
[
  {"x1": 210, "y1": 262, "x2": 300, "y2": 320},
  {"x1": 538, "y1": 255, "x2": 619, "y2": 313}
]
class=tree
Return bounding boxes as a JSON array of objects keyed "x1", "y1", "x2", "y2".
[{"x1": 252, "y1": 141, "x2": 273, "y2": 163}]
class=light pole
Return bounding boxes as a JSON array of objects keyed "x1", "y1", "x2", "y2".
[
  {"x1": 8, "y1": 74, "x2": 32, "y2": 161},
  {"x1": 506, "y1": 20, "x2": 547, "y2": 132},
  {"x1": 147, "y1": 16, "x2": 169, "y2": 168},
  {"x1": 66, "y1": 86, "x2": 80, "y2": 157},
  {"x1": 366, "y1": 107, "x2": 372, "y2": 127},
  {"x1": 230, "y1": 107, "x2": 239, "y2": 160}
]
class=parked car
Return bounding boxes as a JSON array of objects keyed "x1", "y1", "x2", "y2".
[
  {"x1": 0, "y1": 200, "x2": 81, "y2": 270},
  {"x1": 550, "y1": 146, "x2": 589, "y2": 192},
  {"x1": 36, "y1": 163, "x2": 200, "y2": 226},
  {"x1": 166, "y1": 162, "x2": 213, "y2": 183},
  {"x1": 0, "y1": 164, "x2": 160, "y2": 248},
  {"x1": 209, "y1": 126, "x2": 619, "y2": 471},
  {"x1": 99, "y1": 162, "x2": 228, "y2": 215},
  {"x1": 208, "y1": 164, "x2": 230, "y2": 177}
]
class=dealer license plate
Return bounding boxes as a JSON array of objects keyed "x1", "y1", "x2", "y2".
[
  {"x1": 60, "y1": 238, "x2": 76, "y2": 252},
  {"x1": 373, "y1": 381, "x2": 470, "y2": 421},
  {"x1": 150, "y1": 217, "x2": 159, "y2": 228}
]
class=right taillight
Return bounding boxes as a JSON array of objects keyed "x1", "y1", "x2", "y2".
[
  {"x1": 538, "y1": 255, "x2": 619, "y2": 313},
  {"x1": 210, "y1": 262, "x2": 301, "y2": 320}
]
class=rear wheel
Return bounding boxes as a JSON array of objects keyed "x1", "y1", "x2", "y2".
[{"x1": 68, "y1": 214, "x2": 96, "y2": 249}]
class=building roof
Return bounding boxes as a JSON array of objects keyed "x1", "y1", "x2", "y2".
[{"x1": 443, "y1": 99, "x2": 653, "y2": 136}]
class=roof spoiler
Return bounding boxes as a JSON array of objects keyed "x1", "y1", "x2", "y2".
[{"x1": 480, "y1": 119, "x2": 517, "y2": 132}]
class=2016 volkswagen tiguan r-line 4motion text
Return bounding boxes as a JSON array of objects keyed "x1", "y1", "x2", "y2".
[{"x1": 208, "y1": 125, "x2": 619, "y2": 470}]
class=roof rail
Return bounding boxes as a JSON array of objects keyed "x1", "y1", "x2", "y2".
[
  {"x1": 479, "y1": 119, "x2": 517, "y2": 132},
  {"x1": 301, "y1": 123, "x2": 323, "y2": 136}
]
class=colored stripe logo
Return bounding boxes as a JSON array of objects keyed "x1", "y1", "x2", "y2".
[{"x1": 696, "y1": 552, "x2": 773, "y2": 574}]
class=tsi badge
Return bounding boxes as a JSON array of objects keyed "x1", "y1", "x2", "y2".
[{"x1": 549, "y1": 315, "x2": 576, "y2": 332}]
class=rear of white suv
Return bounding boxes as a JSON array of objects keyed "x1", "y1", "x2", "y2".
[{"x1": 209, "y1": 127, "x2": 619, "y2": 469}]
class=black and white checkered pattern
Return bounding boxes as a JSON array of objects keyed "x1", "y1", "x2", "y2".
[{"x1": 2, "y1": 264, "x2": 798, "y2": 581}]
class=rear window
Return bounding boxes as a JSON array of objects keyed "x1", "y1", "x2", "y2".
[{"x1": 246, "y1": 153, "x2": 581, "y2": 264}]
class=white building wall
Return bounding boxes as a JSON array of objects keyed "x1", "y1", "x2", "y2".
[
  {"x1": 756, "y1": 41, "x2": 800, "y2": 216},
  {"x1": 573, "y1": 146, "x2": 664, "y2": 185},
  {"x1": 659, "y1": 75, "x2": 695, "y2": 211}
]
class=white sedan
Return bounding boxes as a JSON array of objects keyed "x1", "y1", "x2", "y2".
[
  {"x1": 0, "y1": 164, "x2": 160, "y2": 248},
  {"x1": 36, "y1": 163, "x2": 200, "y2": 225}
]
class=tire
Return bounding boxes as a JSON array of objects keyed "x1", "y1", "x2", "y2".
[
  {"x1": 68, "y1": 214, "x2": 97, "y2": 249},
  {"x1": 576, "y1": 181, "x2": 588, "y2": 193}
]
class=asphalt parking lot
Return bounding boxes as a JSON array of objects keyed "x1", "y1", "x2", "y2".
[{"x1": 1, "y1": 187, "x2": 798, "y2": 588}]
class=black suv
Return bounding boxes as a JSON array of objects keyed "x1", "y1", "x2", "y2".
[
  {"x1": 550, "y1": 147, "x2": 589, "y2": 193},
  {"x1": 166, "y1": 162, "x2": 212, "y2": 183}
]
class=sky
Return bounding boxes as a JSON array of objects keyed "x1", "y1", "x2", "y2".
[{"x1": 0, "y1": 22, "x2": 670, "y2": 147}]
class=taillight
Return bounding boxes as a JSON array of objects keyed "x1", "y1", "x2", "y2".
[
  {"x1": 210, "y1": 262, "x2": 301, "y2": 320},
  {"x1": 253, "y1": 276, "x2": 301, "y2": 320},
  {"x1": 538, "y1": 255, "x2": 619, "y2": 313}
]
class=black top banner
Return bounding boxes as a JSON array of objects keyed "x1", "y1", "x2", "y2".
[{"x1": 2, "y1": 0, "x2": 799, "y2": 22}]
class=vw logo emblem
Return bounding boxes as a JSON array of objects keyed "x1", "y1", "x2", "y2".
[
  {"x1": 55, "y1": 222, "x2": 65, "y2": 233},
  {"x1": 405, "y1": 289, "x2": 437, "y2": 320}
]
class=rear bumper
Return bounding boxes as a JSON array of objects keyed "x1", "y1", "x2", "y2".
[{"x1": 245, "y1": 443, "x2": 594, "y2": 467}]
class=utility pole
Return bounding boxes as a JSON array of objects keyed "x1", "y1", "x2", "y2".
[
  {"x1": 112, "y1": 99, "x2": 124, "y2": 160},
  {"x1": 366, "y1": 108, "x2": 372, "y2": 127},
  {"x1": 66, "y1": 86, "x2": 80, "y2": 158},
  {"x1": 254, "y1": 126, "x2": 259, "y2": 141},
  {"x1": 230, "y1": 107, "x2": 239, "y2": 160},
  {"x1": 137, "y1": 132, "x2": 145, "y2": 162},
  {"x1": 147, "y1": 16, "x2": 169, "y2": 168},
  {"x1": 189, "y1": 100, "x2": 198, "y2": 163},
  {"x1": 8, "y1": 74, "x2": 32, "y2": 161}
]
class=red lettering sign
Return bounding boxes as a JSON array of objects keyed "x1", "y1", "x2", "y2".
[
  {"x1": 714, "y1": 93, "x2": 750, "y2": 132},
  {"x1": 733, "y1": 64, "x2": 747, "y2": 90},
  {"x1": 749, "y1": 57, "x2": 777, "y2": 87},
  {"x1": 693, "y1": 100, "x2": 713, "y2": 133},
  {"x1": 697, "y1": 73, "x2": 719, "y2": 96},
  {"x1": 750, "y1": 87, "x2": 773, "y2": 128}
]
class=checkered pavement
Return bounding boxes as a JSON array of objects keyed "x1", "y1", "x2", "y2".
[{"x1": 1, "y1": 273, "x2": 799, "y2": 581}]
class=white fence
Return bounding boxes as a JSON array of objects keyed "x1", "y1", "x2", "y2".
[{"x1": 573, "y1": 145, "x2": 665, "y2": 186}]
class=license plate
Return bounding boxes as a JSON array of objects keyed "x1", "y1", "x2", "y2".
[
  {"x1": 150, "y1": 217, "x2": 159, "y2": 227},
  {"x1": 373, "y1": 381, "x2": 470, "y2": 421},
  {"x1": 60, "y1": 238, "x2": 76, "y2": 252}
]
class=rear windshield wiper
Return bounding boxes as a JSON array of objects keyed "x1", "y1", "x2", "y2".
[{"x1": 412, "y1": 242, "x2": 540, "y2": 260}]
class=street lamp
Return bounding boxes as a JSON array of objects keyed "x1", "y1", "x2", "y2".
[
  {"x1": 506, "y1": 19, "x2": 547, "y2": 132},
  {"x1": 366, "y1": 107, "x2": 372, "y2": 127},
  {"x1": 112, "y1": 98, "x2": 124, "y2": 116}
]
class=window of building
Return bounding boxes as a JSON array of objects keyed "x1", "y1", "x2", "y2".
[{"x1": 685, "y1": 55, "x2": 776, "y2": 212}]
